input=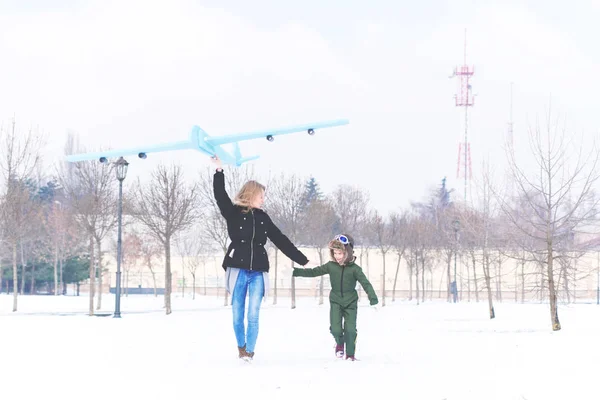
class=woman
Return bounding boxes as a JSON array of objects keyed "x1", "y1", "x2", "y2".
[{"x1": 212, "y1": 156, "x2": 312, "y2": 362}]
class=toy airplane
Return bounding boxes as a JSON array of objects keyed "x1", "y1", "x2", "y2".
[{"x1": 65, "y1": 119, "x2": 349, "y2": 166}]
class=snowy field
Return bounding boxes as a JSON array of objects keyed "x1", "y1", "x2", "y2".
[{"x1": 1, "y1": 293, "x2": 599, "y2": 400}]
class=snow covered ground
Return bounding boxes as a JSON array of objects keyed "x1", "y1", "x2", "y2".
[{"x1": 1, "y1": 293, "x2": 599, "y2": 400}]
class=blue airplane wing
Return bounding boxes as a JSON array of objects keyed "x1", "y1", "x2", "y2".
[
  {"x1": 205, "y1": 119, "x2": 349, "y2": 146},
  {"x1": 65, "y1": 139, "x2": 195, "y2": 162}
]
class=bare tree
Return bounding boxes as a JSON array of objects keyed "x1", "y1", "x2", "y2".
[
  {"x1": 60, "y1": 144, "x2": 117, "y2": 315},
  {"x1": 46, "y1": 199, "x2": 73, "y2": 295},
  {"x1": 370, "y1": 210, "x2": 401, "y2": 306},
  {"x1": 391, "y1": 211, "x2": 409, "y2": 301},
  {"x1": 132, "y1": 163, "x2": 199, "y2": 315},
  {"x1": 329, "y1": 184, "x2": 370, "y2": 288},
  {"x1": 404, "y1": 215, "x2": 420, "y2": 303},
  {"x1": 499, "y1": 110, "x2": 600, "y2": 331},
  {"x1": 0, "y1": 119, "x2": 43, "y2": 311},
  {"x1": 405, "y1": 211, "x2": 436, "y2": 304},
  {"x1": 300, "y1": 198, "x2": 337, "y2": 304},
  {"x1": 330, "y1": 184, "x2": 370, "y2": 234},
  {"x1": 266, "y1": 172, "x2": 307, "y2": 308}
]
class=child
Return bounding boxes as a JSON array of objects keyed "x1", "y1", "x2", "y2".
[{"x1": 292, "y1": 234, "x2": 378, "y2": 361}]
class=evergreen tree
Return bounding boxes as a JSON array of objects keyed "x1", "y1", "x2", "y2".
[
  {"x1": 438, "y1": 176, "x2": 453, "y2": 209},
  {"x1": 302, "y1": 176, "x2": 322, "y2": 208}
]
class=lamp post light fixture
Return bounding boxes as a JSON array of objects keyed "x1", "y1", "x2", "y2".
[
  {"x1": 114, "y1": 156, "x2": 129, "y2": 318},
  {"x1": 452, "y1": 219, "x2": 460, "y2": 303}
]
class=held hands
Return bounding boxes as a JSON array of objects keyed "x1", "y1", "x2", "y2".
[{"x1": 293, "y1": 261, "x2": 317, "y2": 276}]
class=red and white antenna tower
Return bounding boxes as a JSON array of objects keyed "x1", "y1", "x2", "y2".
[{"x1": 451, "y1": 29, "x2": 475, "y2": 202}]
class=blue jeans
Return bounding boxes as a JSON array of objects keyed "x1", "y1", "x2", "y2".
[{"x1": 232, "y1": 269, "x2": 265, "y2": 353}]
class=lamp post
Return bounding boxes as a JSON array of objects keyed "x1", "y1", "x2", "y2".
[
  {"x1": 53, "y1": 200, "x2": 62, "y2": 296},
  {"x1": 452, "y1": 219, "x2": 460, "y2": 303},
  {"x1": 114, "y1": 156, "x2": 128, "y2": 318}
]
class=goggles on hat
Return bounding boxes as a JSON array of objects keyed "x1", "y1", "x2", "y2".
[{"x1": 334, "y1": 234, "x2": 350, "y2": 246}]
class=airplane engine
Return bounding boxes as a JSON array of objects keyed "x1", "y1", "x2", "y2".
[
  {"x1": 308, "y1": 128, "x2": 314, "y2": 135},
  {"x1": 99, "y1": 157, "x2": 108, "y2": 163},
  {"x1": 138, "y1": 152, "x2": 147, "y2": 159},
  {"x1": 266, "y1": 135, "x2": 274, "y2": 142}
]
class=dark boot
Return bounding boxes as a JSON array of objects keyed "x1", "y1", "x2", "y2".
[{"x1": 238, "y1": 345, "x2": 247, "y2": 359}]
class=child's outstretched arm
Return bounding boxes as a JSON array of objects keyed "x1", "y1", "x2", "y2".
[
  {"x1": 292, "y1": 263, "x2": 330, "y2": 278},
  {"x1": 355, "y1": 267, "x2": 378, "y2": 305}
]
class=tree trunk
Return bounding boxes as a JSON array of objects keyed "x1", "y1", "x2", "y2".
[
  {"x1": 20, "y1": 241, "x2": 26, "y2": 295},
  {"x1": 408, "y1": 262, "x2": 413, "y2": 301},
  {"x1": 547, "y1": 244, "x2": 561, "y2": 331},
  {"x1": 381, "y1": 250, "x2": 387, "y2": 307},
  {"x1": 192, "y1": 273, "x2": 196, "y2": 300},
  {"x1": 54, "y1": 239, "x2": 59, "y2": 296},
  {"x1": 392, "y1": 253, "x2": 402, "y2": 302},
  {"x1": 447, "y1": 252, "x2": 452, "y2": 303},
  {"x1": 366, "y1": 249, "x2": 370, "y2": 280},
  {"x1": 273, "y1": 249, "x2": 278, "y2": 305},
  {"x1": 483, "y1": 251, "x2": 495, "y2": 319},
  {"x1": 165, "y1": 237, "x2": 172, "y2": 315},
  {"x1": 466, "y1": 253, "x2": 471, "y2": 302},
  {"x1": 96, "y1": 239, "x2": 103, "y2": 310},
  {"x1": 60, "y1": 237, "x2": 65, "y2": 294},
  {"x1": 496, "y1": 253, "x2": 503, "y2": 302},
  {"x1": 59, "y1": 252, "x2": 64, "y2": 295},
  {"x1": 88, "y1": 236, "x2": 95, "y2": 316},
  {"x1": 30, "y1": 262, "x2": 35, "y2": 295},
  {"x1": 415, "y1": 254, "x2": 420, "y2": 305},
  {"x1": 291, "y1": 260, "x2": 296, "y2": 309},
  {"x1": 472, "y1": 252, "x2": 479, "y2": 302},
  {"x1": 12, "y1": 242, "x2": 18, "y2": 312},
  {"x1": 421, "y1": 253, "x2": 425, "y2": 303}
]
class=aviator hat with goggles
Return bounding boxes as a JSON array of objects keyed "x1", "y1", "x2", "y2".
[{"x1": 328, "y1": 234, "x2": 355, "y2": 265}]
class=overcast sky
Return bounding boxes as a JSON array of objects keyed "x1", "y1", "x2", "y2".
[{"x1": 1, "y1": 0, "x2": 599, "y2": 214}]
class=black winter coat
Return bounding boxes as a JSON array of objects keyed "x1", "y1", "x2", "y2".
[{"x1": 213, "y1": 170, "x2": 309, "y2": 272}]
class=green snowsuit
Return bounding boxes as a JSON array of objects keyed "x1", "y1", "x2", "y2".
[{"x1": 293, "y1": 261, "x2": 378, "y2": 357}]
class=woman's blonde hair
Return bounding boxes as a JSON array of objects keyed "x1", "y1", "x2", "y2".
[{"x1": 234, "y1": 180, "x2": 266, "y2": 212}]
